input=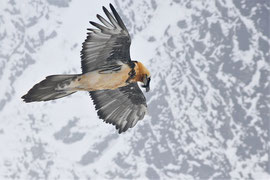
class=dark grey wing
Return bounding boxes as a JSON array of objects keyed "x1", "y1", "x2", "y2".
[
  {"x1": 81, "y1": 4, "x2": 131, "y2": 73},
  {"x1": 90, "y1": 83, "x2": 147, "y2": 133}
]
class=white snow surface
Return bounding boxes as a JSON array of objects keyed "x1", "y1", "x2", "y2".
[{"x1": 0, "y1": 0, "x2": 269, "y2": 179}]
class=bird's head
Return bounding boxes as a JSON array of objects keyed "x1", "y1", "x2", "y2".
[{"x1": 134, "y1": 62, "x2": 151, "y2": 92}]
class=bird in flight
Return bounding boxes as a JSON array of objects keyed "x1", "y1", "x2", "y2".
[{"x1": 22, "y1": 4, "x2": 151, "y2": 133}]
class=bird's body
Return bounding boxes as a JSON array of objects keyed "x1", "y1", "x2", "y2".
[
  {"x1": 58, "y1": 62, "x2": 131, "y2": 92},
  {"x1": 54, "y1": 61, "x2": 148, "y2": 92},
  {"x1": 22, "y1": 4, "x2": 151, "y2": 133}
]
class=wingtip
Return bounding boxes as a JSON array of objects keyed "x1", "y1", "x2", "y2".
[
  {"x1": 109, "y1": 3, "x2": 117, "y2": 13},
  {"x1": 118, "y1": 129, "x2": 123, "y2": 134},
  {"x1": 109, "y1": 3, "x2": 114, "y2": 9},
  {"x1": 21, "y1": 95, "x2": 31, "y2": 103},
  {"x1": 21, "y1": 94, "x2": 26, "y2": 100},
  {"x1": 96, "y1": 14, "x2": 101, "y2": 19},
  {"x1": 118, "y1": 126, "x2": 128, "y2": 134},
  {"x1": 89, "y1": 21, "x2": 98, "y2": 27},
  {"x1": 102, "y1": 6, "x2": 107, "y2": 12},
  {"x1": 87, "y1": 28, "x2": 94, "y2": 31}
]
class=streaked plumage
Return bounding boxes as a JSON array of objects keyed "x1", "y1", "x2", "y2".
[
  {"x1": 90, "y1": 83, "x2": 147, "y2": 133},
  {"x1": 22, "y1": 4, "x2": 151, "y2": 133}
]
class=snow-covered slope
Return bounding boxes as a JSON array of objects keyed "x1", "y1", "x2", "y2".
[{"x1": 0, "y1": 0, "x2": 269, "y2": 179}]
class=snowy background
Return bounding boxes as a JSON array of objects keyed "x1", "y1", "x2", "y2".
[{"x1": 0, "y1": 0, "x2": 269, "y2": 179}]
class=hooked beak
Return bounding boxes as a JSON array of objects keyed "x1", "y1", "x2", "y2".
[{"x1": 141, "y1": 76, "x2": 151, "y2": 92}]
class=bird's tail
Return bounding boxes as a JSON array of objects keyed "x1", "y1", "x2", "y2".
[{"x1": 22, "y1": 74, "x2": 79, "y2": 103}]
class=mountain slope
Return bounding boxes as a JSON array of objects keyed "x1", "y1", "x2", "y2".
[{"x1": 0, "y1": 0, "x2": 269, "y2": 179}]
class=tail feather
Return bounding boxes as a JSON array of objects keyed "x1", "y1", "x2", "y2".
[{"x1": 22, "y1": 74, "x2": 79, "y2": 103}]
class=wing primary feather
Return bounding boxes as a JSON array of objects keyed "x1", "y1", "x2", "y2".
[
  {"x1": 104, "y1": 106, "x2": 122, "y2": 123},
  {"x1": 89, "y1": 21, "x2": 111, "y2": 33},
  {"x1": 97, "y1": 14, "x2": 113, "y2": 28},
  {"x1": 81, "y1": 5, "x2": 132, "y2": 73},
  {"x1": 86, "y1": 29, "x2": 103, "y2": 35},
  {"x1": 122, "y1": 108, "x2": 137, "y2": 132},
  {"x1": 89, "y1": 88, "x2": 147, "y2": 133},
  {"x1": 118, "y1": 108, "x2": 132, "y2": 133},
  {"x1": 109, "y1": 4, "x2": 128, "y2": 31},
  {"x1": 102, "y1": 6, "x2": 121, "y2": 29}
]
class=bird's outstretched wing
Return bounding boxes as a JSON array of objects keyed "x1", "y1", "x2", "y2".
[
  {"x1": 81, "y1": 4, "x2": 131, "y2": 73},
  {"x1": 90, "y1": 83, "x2": 147, "y2": 133}
]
